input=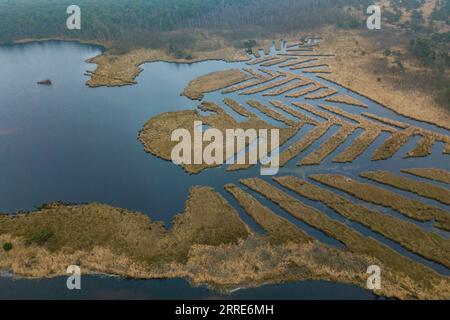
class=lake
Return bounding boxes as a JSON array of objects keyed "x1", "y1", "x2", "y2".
[{"x1": 0, "y1": 40, "x2": 448, "y2": 299}]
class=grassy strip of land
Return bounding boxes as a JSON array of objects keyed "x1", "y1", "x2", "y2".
[
  {"x1": 303, "y1": 68, "x2": 332, "y2": 74},
  {"x1": 319, "y1": 104, "x2": 395, "y2": 131},
  {"x1": 286, "y1": 83, "x2": 326, "y2": 98},
  {"x1": 260, "y1": 57, "x2": 294, "y2": 67},
  {"x1": 240, "y1": 73, "x2": 297, "y2": 95},
  {"x1": 239, "y1": 177, "x2": 450, "y2": 299},
  {"x1": 269, "y1": 100, "x2": 318, "y2": 124},
  {"x1": 360, "y1": 171, "x2": 450, "y2": 205},
  {"x1": 291, "y1": 61, "x2": 330, "y2": 70},
  {"x1": 139, "y1": 101, "x2": 297, "y2": 174},
  {"x1": 273, "y1": 176, "x2": 450, "y2": 268},
  {"x1": 314, "y1": 104, "x2": 395, "y2": 162},
  {"x1": 264, "y1": 79, "x2": 312, "y2": 96},
  {"x1": 247, "y1": 56, "x2": 278, "y2": 65},
  {"x1": 304, "y1": 88, "x2": 337, "y2": 100},
  {"x1": 292, "y1": 102, "x2": 342, "y2": 123},
  {"x1": 371, "y1": 128, "x2": 415, "y2": 160},
  {"x1": 245, "y1": 99, "x2": 296, "y2": 126},
  {"x1": 401, "y1": 168, "x2": 450, "y2": 185},
  {"x1": 279, "y1": 58, "x2": 319, "y2": 68},
  {"x1": 370, "y1": 125, "x2": 450, "y2": 160},
  {"x1": 182, "y1": 69, "x2": 251, "y2": 100},
  {"x1": 333, "y1": 127, "x2": 382, "y2": 163},
  {"x1": 224, "y1": 183, "x2": 312, "y2": 244},
  {"x1": 278, "y1": 122, "x2": 332, "y2": 166},
  {"x1": 223, "y1": 98, "x2": 257, "y2": 119},
  {"x1": 325, "y1": 94, "x2": 368, "y2": 108},
  {"x1": 299, "y1": 123, "x2": 356, "y2": 166},
  {"x1": 362, "y1": 112, "x2": 410, "y2": 129},
  {"x1": 309, "y1": 174, "x2": 450, "y2": 231},
  {"x1": 222, "y1": 71, "x2": 281, "y2": 94}
]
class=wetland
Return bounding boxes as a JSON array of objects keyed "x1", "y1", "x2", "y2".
[{"x1": 1, "y1": 39, "x2": 449, "y2": 299}]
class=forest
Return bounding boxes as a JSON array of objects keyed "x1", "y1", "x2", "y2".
[
  {"x1": 0, "y1": 0, "x2": 370, "y2": 47},
  {"x1": 0, "y1": 0, "x2": 448, "y2": 105}
]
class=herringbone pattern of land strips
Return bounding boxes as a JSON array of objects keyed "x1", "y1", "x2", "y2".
[
  {"x1": 228, "y1": 174, "x2": 450, "y2": 299},
  {"x1": 140, "y1": 38, "x2": 450, "y2": 299},
  {"x1": 205, "y1": 39, "x2": 450, "y2": 298},
  {"x1": 213, "y1": 39, "x2": 450, "y2": 170}
]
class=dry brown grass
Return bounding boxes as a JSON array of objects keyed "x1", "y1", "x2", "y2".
[
  {"x1": 138, "y1": 101, "x2": 297, "y2": 174},
  {"x1": 362, "y1": 113, "x2": 410, "y2": 129},
  {"x1": 85, "y1": 26, "x2": 450, "y2": 133},
  {"x1": 304, "y1": 88, "x2": 338, "y2": 100},
  {"x1": 278, "y1": 57, "x2": 318, "y2": 68},
  {"x1": 247, "y1": 56, "x2": 277, "y2": 65},
  {"x1": 0, "y1": 187, "x2": 250, "y2": 266},
  {"x1": 223, "y1": 98, "x2": 256, "y2": 119},
  {"x1": 309, "y1": 174, "x2": 450, "y2": 231},
  {"x1": 285, "y1": 83, "x2": 327, "y2": 98},
  {"x1": 182, "y1": 69, "x2": 250, "y2": 100},
  {"x1": 325, "y1": 94, "x2": 368, "y2": 108},
  {"x1": 360, "y1": 171, "x2": 450, "y2": 205},
  {"x1": 291, "y1": 62, "x2": 330, "y2": 70},
  {"x1": 245, "y1": 99, "x2": 296, "y2": 126},
  {"x1": 333, "y1": 128, "x2": 382, "y2": 163},
  {"x1": 316, "y1": 104, "x2": 394, "y2": 162},
  {"x1": 222, "y1": 69, "x2": 282, "y2": 94},
  {"x1": 263, "y1": 78, "x2": 312, "y2": 96},
  {"x1": 372, "y1": 127, "x2": 450, "y2": 160},
  {"x1": 318, "y1": 28, "x2": 450, "y2": 130},
  {"x1": 0, "y1": 187, "x2": 392, "y2": 297},
  {"x1": 303, "y1": 68, "x2": 332, "y2": 74},
  {"x1": 275, "y1": 175, "x2": 450, "y2": 268},
  {"x1": 269, "y1": 100, "x2": 318, "y2": 124},
  {"x1": 240, "y1": 177, "x2": 450, "y2": 299},
  {"x1": 1, "y1": 179, "x2": 448, "y2": 298},
  {"x1": 402, "y1": 168, "x2": 450, "y2": 185},
  {"x1": 224, "y1": 184, "x2": 312, "y2": 244},
  {"x1": 260, "y1": 57, "x2": 293, "y2": 67},
  {"x1": 86, "y1": 44, "x2": 249, "y2": 87},
  {"x1": 240, "y1": 72, "x2": 298, "y2": 95},
  {"x1": 279, "y1": 122, "x2": 333, "y2": 166},
  {"x1": 299, "y1": 124, "x2": 357, "y2": 166}
]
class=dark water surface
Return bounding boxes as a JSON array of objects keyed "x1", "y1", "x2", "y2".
[
  {"x1": 0, "y1": 41, "x2": 448, "y2": 299},
  {"x1": 0, "y1": 275, "x2": 377, "y2": 300}
]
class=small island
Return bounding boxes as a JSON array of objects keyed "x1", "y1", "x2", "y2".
[{"x1": 37, "y1": 79, "x2": 52, "y2": 85}]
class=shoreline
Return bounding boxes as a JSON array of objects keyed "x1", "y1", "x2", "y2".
[
  {"x1": 0, "y1": 272, "x2": 381, "y2": 300},
  {"x1": 319, "y1": 75, "x2": 450, "y2": 132},
  {"x1": 1, "y1": 35, "x2": 450, "y2": 300},
  {"x1": 1, "y1": 185, "x2": 449, "y2": 299},
  {"x1": 84, "y1": 44, "x2": 250, "y2": 88},
  {"x1": 5, "y1": 30, "x2": 450, "y2": 132},
  {"x1": 10, "y1": 37, "x2": 109, "y2": 51}
]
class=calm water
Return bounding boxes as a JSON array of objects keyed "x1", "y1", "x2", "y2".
[
  {"x1": 0, "y1": 275, "x2": 377, "y2": 300},
  {"x1": 0, "y1": 41, "x2": 448, "y2": 299}
]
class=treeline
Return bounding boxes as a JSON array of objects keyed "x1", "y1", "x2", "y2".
[
  {"x1": 381, "y1": 0, "x2": 450, "y2": 107},
  {"x1": 431, "y1": 0, "x2": 450, "y2": 23},
  {"x1": 0, "y1": 0, "x2": 367, "y2": 47},
  {"x1": 409, "y1": 32, "x2": 450, "y2": 107},
  {"x1": 409, "y1": 33, "x2": 450, "y2": 67}
]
